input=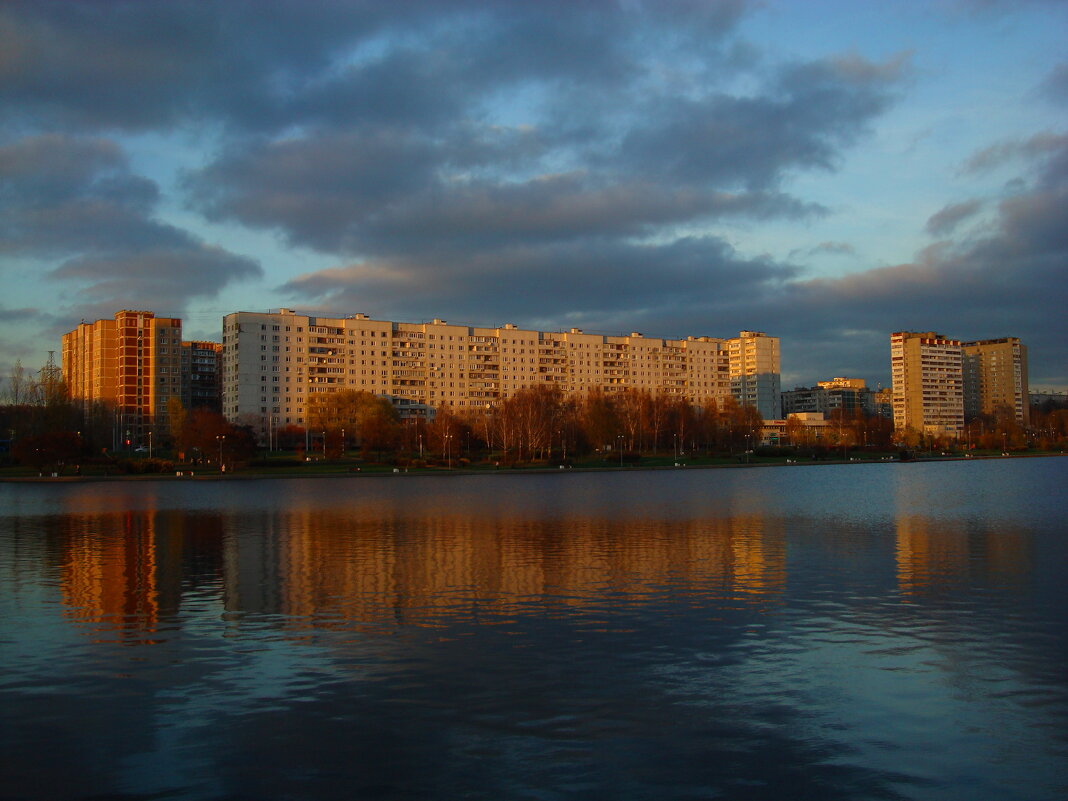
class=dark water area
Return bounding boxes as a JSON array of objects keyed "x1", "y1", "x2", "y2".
[{"x1": 1, "y1": 458, "x2": 1066, "y2": 800}]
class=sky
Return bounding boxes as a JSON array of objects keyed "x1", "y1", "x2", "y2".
[{"x1": 1, "y1": 0, "x2": 1066, "y2": 392}]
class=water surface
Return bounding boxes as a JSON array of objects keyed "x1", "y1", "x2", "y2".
[{"x1": 1, "y1": 459, "x2": 1066, "y2": 800}]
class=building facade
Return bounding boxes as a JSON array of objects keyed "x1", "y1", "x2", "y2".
[
  {"x1": 729, "y1": 330, "x2": 782, "y2": 421},
  {"x1": 781, "y1": 376, "x2": 874, "y2": 418},
  {"x1": 890, "y1": 331, "x2": 964, "y2": 436},
  {"x1": 181, "y1": 341, "x2": 223, "y2": 412},
  {"x1": 961, "y1": 337, "x2": 1029, "y2": 425},
  {"x1": 221, "y1": 309, "x2": 781, "y2": 437},
  {"x1": 63, "y1": 310, "x2": 186, "y2": 445}
]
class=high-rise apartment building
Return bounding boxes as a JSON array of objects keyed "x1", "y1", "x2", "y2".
[
  {"x1": 890, "y1": 331, "x2": 964, "y2": 436},
  {"x1": 961, "y1": 337, "x2": 1029, "y2": 425},
  {"x1": 63, "y1": 310, "x2": 186, "y2": 443},
  {"x1": 221, "y1": 309, "x2": 780, "y2": 437},
  {"x1": 181, "y1": 341, "x2": 223, "y2": 412},
  {"x1": 729, "y1": 330, "x2": 782, "y2": 421},
  {"x1": 62, "y1": 311, "x2": 226, "y2": 445}
]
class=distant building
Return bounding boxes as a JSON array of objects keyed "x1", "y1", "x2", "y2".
[
  {"x1": 730, "y1": 330, "x2": 782, "y2": 421},
  {"x1": 221, "y1": 309, "x2": 781, "y2": 440},
  {"x1": 181, "y1": 341, "x2": 223, "y2": 412},
  {"x1": 761, "y1": 412, "x2": 830, "y2": 446},
  {"x1": 961, "y1": 337, "x2": 1029, "y2": 425},
  {"x1": 782, "y1": 376, "x2": 874, "y2": 418},
  {"x1": 62, "y1": 310, "x2": 222, "y2": 445},
  {"x1": 890, "y1": 331, "x2": 964, "y2": 436},
  {"x1": 872, "y1": 387, "x2": 893, "y2": 419},
  {"x1": 1029, "y1": 389, "x2": 1068, "y2": 409}
]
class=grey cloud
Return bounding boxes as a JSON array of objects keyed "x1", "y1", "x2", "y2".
[
  {"x1": 1040, "y1": 63, "x2": 1068, "y2": 105},
  {"x1": 184, "y1": 43, "x2": 888, "y2": 255},
  {"x1": 50, "y1": 246, "x2": 260, "y2": 306},
  {"x1": 618, "y1": 54, "x2": 904, "y2": 191},
  {"x1": 789, "y1": 241, "x2": 857, "y2": 259},
  {"x1": 0, "y1": 1, "x2": 397, "y2": 132},
  {"x1": 281, "y1": 235, "x2": 795, "y2": 330},
  {"x1": 0, "y1": 1, "x2": 750, "y2": 135},
  {"x1": 0, "y1": 305, "x2": 43, "y2": 322},
  {"x1": 925, "y1": 200, "x2": 983, "y2": 236},
  {"x1": 961, "y1": 132, "x2": 1068, "y2": 174},
  {"x1": 0, "y1": 133, "x2": 261, "y2": 311}
]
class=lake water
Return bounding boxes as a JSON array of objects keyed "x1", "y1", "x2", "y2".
[{"x1": 1, "y1": 458, "x2": 1066, "y2": 800}]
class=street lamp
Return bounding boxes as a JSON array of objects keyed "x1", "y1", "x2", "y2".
[
  {"x1": 445, "y1": 433, "x2": 453, "y2": 468},
  {"x1": 673, "y1": 432, "x2": 678, "y2": 461},
  {"x1": 322, "y1": 431, "x2": 327, "y2": 457},
  {"x1": 617, "y1": 434, "x2": 624, "y2": 468},
  {"x1": 341, "y1": 427, "x2": 346, "y2": 456},
  {"x1": 216, "y1": 434, "x2": 225, "y2": 473}
]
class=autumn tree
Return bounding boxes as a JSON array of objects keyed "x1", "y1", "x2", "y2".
[
  {"x1": 579, "y1": 389, "x2": 619, "y2": 453},
  {"x1": 308, "y1": 389, "x2": 401, "y2": 458}
]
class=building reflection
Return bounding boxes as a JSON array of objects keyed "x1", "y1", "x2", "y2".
[
  {"x1": 58, "y1": 509, "x2": 225, "y2": 642},
  {"x1": 44, "y1": 495, "x2": 1036, "y2": 638},
  {"x1": 895, "y1": 514, "x2": 1029, "y2": 595},
  {"x1": 220, "y1": 510, "x2": 787, "y2": 630}
]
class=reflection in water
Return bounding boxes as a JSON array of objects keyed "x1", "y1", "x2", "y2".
[
  {"x1": 55, "y1": 510, "x2": 225, "y2": 643},
  {"x1": 2, "y1": 459, "x2": 1065, "y2": 801},
  {"x1": 54, "y1": 507, "x2": 789, "y2": 636}
]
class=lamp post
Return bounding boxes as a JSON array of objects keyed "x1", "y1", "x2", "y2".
[
  {"x1": 341, "y1": 428, "x2": 346, "y2": 457},
  {"x1": 148, "y1": 430, "x2": 153, "y2": 459},
  {"x1": 322, "y1": 431, "x2": 327, "y2": 457},
  {"x1": 445, "y1": 434, "x2": 453, "y2": 469},
  {"x1": 673, "y1": 432, "x2": 678, "y2": 461},
  {"x1": 216, "y1": 434, "x2": 225, "y2": 473},
  {"x1": 617, "y1": 434, "x2": 624, "y2": 468}
]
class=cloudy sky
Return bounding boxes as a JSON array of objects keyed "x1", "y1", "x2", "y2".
[{"x1": 2, "y1": 0, "x2": 1066, "y2": 391}]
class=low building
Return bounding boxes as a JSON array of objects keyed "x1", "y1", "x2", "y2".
[
  {"x1": 782, "y1": 376, "x2": 874, "y2": 418},
  {"x1": 761, "y1": 412, "x2": 830, "y2": 446}
]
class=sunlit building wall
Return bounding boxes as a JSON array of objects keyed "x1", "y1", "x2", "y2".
[
  {"x1": 890, "y1": 331, "x2": 964, "y2": 436},
  {"x1": 961, "y1": 337, "x2": 1029, "y2": 425},
  {"x1": 222, "y1": 309, "x2": 781, "y2": 437},
  {"x1": 62, "y1": 310, "x2": 186, "y2": 444}
]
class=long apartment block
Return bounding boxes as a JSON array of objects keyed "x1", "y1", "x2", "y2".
[{"x1": 222, "y1": 309, "x2": 781, "y2": 435}]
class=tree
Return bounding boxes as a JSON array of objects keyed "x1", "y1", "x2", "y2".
[
  {"x1": 13, "y1": 431, "x2": 81, "y2": 472},
  {"x1": 307, "y1": 390, "x2": 400, "y2": 457},
  {"x1": 167, "y1": 397, "x2": 187, "y2": 451},
  {"x1": 580, "y1": 389, "x2": 619, "y2": 451}
]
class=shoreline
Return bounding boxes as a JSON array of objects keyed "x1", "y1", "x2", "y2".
[{"x1": 3, "y1": 452, "x2": 1063, "y2": 484}]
